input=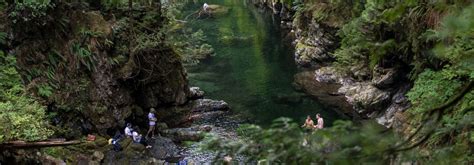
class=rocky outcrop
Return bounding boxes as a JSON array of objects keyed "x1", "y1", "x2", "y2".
[
  {"x1": 339, "y1": 83, "x2": 391, "y2": 114},
  {"x1": 294, "y1": 20, "x2": 338, "y2": 67},
  {"x1": 313, "y1": 66, "x2": 410, "y2": 126},
  {"x1": 293, "y1": 71, "x2": 353, "y2": 116},
  {"x1": 8, "y1": 3, "x2": 190, "y2": 135},
  {"x1": 101, "y1": 136, "x2": 182, "y2": 164}
]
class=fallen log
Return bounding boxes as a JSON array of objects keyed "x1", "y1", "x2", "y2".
[{"x1": 0, "y1": 140, "x2": 82, "y2": 149}]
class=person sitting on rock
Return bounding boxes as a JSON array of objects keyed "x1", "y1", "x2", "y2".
[
  {"x1": 314, "y1": 113, "x2": 324, "y2": 130},
  {"x1": 133, "y1": 131, "x2": 152, "y2": 149},
  {"x1": 125, "y1": 123, "x2": 133, "y2": 138},
  {"x1": 146, "y1": 108, "x2": 158, "y2": 139},
  {"x1": 301, "y1": 115, "x2": 314, "y2": 130}
]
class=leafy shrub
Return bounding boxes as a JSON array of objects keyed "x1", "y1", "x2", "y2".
[{"x1": 0, "y1": 50, "x2": 53, "y2": 143}]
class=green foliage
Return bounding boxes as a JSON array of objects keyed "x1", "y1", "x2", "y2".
[
  {"x1": 37, "y1": 84, "x2": 53, "y2": 98},
  {"x1": 0, "y1": 51, "x2": 53, "y2": 143},
  {"x1": 294, "y1": 0, "x2": 363, "y2": 28},
  {"x1": 0, "y1": 32, "x2": 6, "y2": 45},
  {"x1": 168, "y1": 29, "x2": 215, "y2": 65},
  {"x1": 200, "y1": 1, "x2": 474, "y2": 163},
  {"x1": 331, "y1": 0, "x2": 464, "y2": 76},
  {"x1": 100, "y1": 0, "x2": 127, "y2": 9},
  {"x1": 407, "y1": 69, "x2": 463, "y2": 114},
  {"x1": 8, "y1": 0, "x2": 55, "y2": 24},
  {"x1": 405, "y1": 4, "x2": 474, "y2": 160},
  {"x1": 71, "y1": 43, "x2": 95, "y2": 71},
  {"x1": 202, "y1": 118, "x2": 401, "y2": 164}
]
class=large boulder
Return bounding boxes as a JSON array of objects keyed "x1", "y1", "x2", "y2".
[
  {"x1": 149, "y1": 137, "x2": 182, "y2": 161},
  {"x1": 189, "y1": 87, "x2": 205, "y2": 99},
  {"x1": 375, "y1": 84, "x2": 411, "y2": 127},
  {"x1": 192, "y1": 99, "x2": 230, "y2": 112},
  {"x1": 339, "y1": 83, "x2": 391, "y2": 114},
  {"x1": 371, "y1": 67, "x2": 400, "y2": 89},
  {"x1": 293, "y1": 71, "x2": 353, "y2": 115},
  {"x1": 314, "y1": 66, "x2": 349, "y2": 84}
]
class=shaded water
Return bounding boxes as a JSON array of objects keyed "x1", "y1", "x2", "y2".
[{"x1": 182, "y1": 0, "x2": 342, "y2": 126}]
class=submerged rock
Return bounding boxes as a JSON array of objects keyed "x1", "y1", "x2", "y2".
[
  {"x1": 206, "y1": 5, "x2": 229, "y2": 15},
  {"x1": 162, "y1": 128, "x2": 204, "y2": 142}
]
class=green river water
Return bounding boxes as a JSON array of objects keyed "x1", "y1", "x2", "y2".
[{"x1": 182, "y1": 0, "x2": 342, "y2": 126}]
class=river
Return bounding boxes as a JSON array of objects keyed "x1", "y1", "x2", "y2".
[{"x1": 182, "y1": 0, "x2": 342, "y2": 126}]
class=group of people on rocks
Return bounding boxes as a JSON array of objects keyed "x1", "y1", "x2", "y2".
[
  {"x1": 301, "y1": 113, "x2": 324, "y2": 130},
  {"x1": 109, "y1": 108, "x2": 158, "y2": 151}
]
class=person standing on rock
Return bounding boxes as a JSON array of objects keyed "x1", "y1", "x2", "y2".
[
  {"x1": 146, "y1": 108, "x2": 158, "y2": 139},
  {"x1": 203, "y1": 3, "x2": 209, "y2": 12},
  {"x1": 314, "y1": 113, "x2": 324, "y2": 129}
]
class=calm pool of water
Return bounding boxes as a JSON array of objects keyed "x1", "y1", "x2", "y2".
[{"x1": 182, "y1": 0, "x2": 342, "y2": 126}]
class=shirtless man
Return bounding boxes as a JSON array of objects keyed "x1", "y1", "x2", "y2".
[
  {"x1": 203, "y1": 3, "x2": 209, "y2": 12},
  {"x1": 301, "y1": 115, "x2": 314, "y2": 129},
  {"x1": 314, "y1": 113, "x2": 324, "y2": 129}
]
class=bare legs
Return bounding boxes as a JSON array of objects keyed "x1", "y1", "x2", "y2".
[{"x1": 146, "y1": 125, "x2": 155, "y2": 138}]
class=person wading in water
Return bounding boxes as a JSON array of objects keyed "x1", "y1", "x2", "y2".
[{"x1": 146, "y1": 108, "x2": 157, "y2": 139}]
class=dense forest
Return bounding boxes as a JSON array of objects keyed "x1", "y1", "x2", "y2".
[{"x1": 0, "y1": 0, "x2": 473, "y2": 164}]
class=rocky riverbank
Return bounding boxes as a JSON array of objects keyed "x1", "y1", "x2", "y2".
[{"x1": 35, "y1": 87, "x2": 242, "y2": 164}]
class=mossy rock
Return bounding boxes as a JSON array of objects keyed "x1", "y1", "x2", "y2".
[
  {"x1": 120, "y1": 137, "x2": 133, "y2": 149},
  {"x1": 78, "y1": 141, "x2": 98, "y2": 150},
  {"x1": 124, "y1": 143, "x2": 146, "y2": 157},
  {"x1": 156, "y1": 122, "x2": 168, "y2": 132},
  {"x1": 207, "y1": 5, "x2": 229, "y2": 15}
]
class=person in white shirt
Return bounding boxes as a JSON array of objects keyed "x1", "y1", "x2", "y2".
[
  {"x1": 124, "y1": 123, "x2": 133, "y2": 137},
  {"x1": 133, "y1": 131, "x2": 151, "y2": 149}
]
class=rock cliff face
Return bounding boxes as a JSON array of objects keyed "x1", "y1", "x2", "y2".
[
  {"x1": 293, "y1": 18, "x2": 338, "y2": 67},
  {"x1": 8, "y1": 3, "x2": 190, "y2": 136}
]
